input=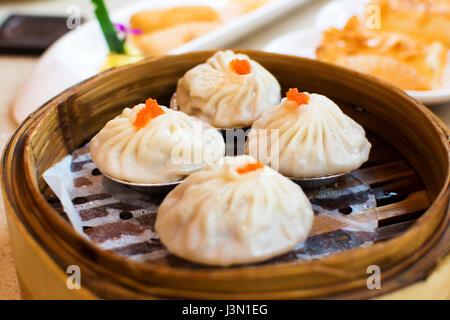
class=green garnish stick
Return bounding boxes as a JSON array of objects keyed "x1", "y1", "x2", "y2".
[{"x1": 91, "y1": 0, "x2": 125, "y2": 54}]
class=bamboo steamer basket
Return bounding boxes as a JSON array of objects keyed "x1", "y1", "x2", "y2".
[{"x1": 2, "y1": 51, "x2": 449, "y2": 299}]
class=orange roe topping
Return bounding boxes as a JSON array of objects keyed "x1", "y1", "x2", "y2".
[
  {"x1": 229, "y1": 58, "x2": 251, "y2": 75},
  {"x1": 133, "y1": 98, "x2": 165, "y2": 129},
  {"x1": 286, "y1": 88, "x2": 309, "y2": 106},
  {"x1": 236, "y1": 161, "x2": 264, "y2": 174}
]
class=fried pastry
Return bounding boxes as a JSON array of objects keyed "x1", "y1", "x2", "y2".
[
  {"x1": 369, "y1": 0, "x2": 450, "y2": 47},
  {"x1": 130, "y1": 22, "x2": 220, "y2": 56},
  {"x1": 129, "y1": 6, "x2": 222, "y2": 33},
  {"x1": 316, "y1": 16, "x2": 447, "y2": 90},
  {"x1": 129, "y1": 6, "x2": 222, "y2": 56}
]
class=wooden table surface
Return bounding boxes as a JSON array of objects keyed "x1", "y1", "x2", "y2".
[{"x1": 0, "y1": 0, "x2": 448, "y2": 300}]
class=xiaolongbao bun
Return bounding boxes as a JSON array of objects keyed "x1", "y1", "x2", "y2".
[
  {"x1": 90, "y1": 99, "x2": 225, "y2": 184},
  {"x1": 155, "y1": 155, "x2": 314, "y2": 266},
  {"x1": 246, "y1": 90, "x2": 371, "y2": 178},
  {"x1": 172, "y1": 50, "x2": 281, "y2": 128}
]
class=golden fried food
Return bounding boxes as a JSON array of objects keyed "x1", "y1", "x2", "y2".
[
  {"x1": 368, "y1": 0, "x2": 450, "y2": 47},
  {"x1": 130, "y1": 22, "x2": 220, "y2": 56},
  {"x1": 229, "y1": 0, "x2": 274, "y2": 14},
  {"x1": 130, "y1": 6, "x2": 222, "y2": 34},
  {"x1": 316, "y1": 17, "x2": 447, "y2": 90}
]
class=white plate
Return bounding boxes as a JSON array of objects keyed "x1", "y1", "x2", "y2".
[
  {"x1": 12, "y1": 0, "x2": 311, "y2": 123},
  {"x1": 264, "y1": 0, "x2": 450, "y2": 105}
]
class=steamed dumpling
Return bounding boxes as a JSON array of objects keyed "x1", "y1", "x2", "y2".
[
  {"x1": 172, "y1": 50, "x2": 281, "y2": 128},
  {"x1": 246, "y1": 90, "x2": 371, "y2": 178},
  {"x1": 155, "y1": 155, "x2": 314, "y2": 266},
  {"x1": 90, "y1": 99, "x2": 225, "y2": 184}
]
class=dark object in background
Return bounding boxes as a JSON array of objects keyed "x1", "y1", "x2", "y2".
[{"x1": 0, "y1": 15, "x2": 84, "y2": 55}]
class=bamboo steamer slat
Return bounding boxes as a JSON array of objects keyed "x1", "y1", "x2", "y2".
[{"x1": 2, "y1": 51, "x2": 449, "y2": 299}]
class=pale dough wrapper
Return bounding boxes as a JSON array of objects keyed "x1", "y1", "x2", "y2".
[
  {"x1": 90, "y1": 103, "x2": 225, "y2": 184},
  {"x1": 246, "y1": 93, "x2": 371, "y2": 178},
  {"x1": 173, "y1": 50, "x2": 281, "y2": 128},
  {"x1": 155, "y1": 155, "x2": 314, "y2": 266}
]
